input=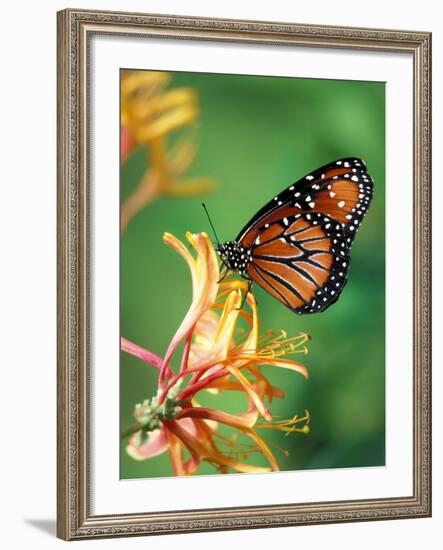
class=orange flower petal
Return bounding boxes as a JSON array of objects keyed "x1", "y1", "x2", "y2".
[
  {"x1": 164, "y1": 427, "x2": 185, "y2": 476},
  {"x1": 234, "y1": 355, "x2": 309, "y2": 380},
  {"x1": 226, "y1": 363, "x2": 271, "y2": 421},
  {"x1": 238, "y1": 293, "x2": 259, "y2": 353},
  {"x1": 164, "y1": 419, "x2": 271, "y2": 474},
  {"x1": 177, "y1": 406, "x2": 256, "y2": 430},
  {"x1": 245, "y1": 430, "x2": 280, "y2": 471}
]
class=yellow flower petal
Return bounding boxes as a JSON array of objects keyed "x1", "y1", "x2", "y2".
[
  {"x1": 160, "y1": 232, "x2": 219, "y2": 384},
  {"x1": 212, "y1": 290, "x2": 242, "y2": 360},
  {"x1": 133, "y1": 88, "x2": 197, "y2": 121},
  {"x1": 237, "y1": 293, "x2": 259, "y2": 355},
  {"x1": 121, "y1": 71, "x2": 170, "y2": 99},
  {"x1": 168, "y1": 137, "x2": 197, "y2": 175},
  {"x1": 136, "y1": 105, "x2": 198, "y2": 142}
]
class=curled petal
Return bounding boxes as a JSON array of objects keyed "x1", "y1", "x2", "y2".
[
  {"x1": 234, "y1": 355, "x2": 309, "y2": 380},
  {"x1": 212, "y1": 290, "x2": 242, "y2": 360},
  {"x1": 226, "y1": 363, "x2": 271, "y2": 421},
  {"x1": 178, "y1": 406, "x2": 255, "y2": 430},
  {"x1": 160, "y1": 232, "x2": 219, "y2": 385},
  {"x1": 237, "y1": 293, "x2": 259, "y2": 354},
  {"x1": 126, "y1": 428, "x2": 168, "y2": 461},
  {"x1": 244, "y1": 430, "x2": 280, "y2": 471},
  {"x1": 246, "y1": 365, "x2": 285, "y2": 402},
  {"x1": 163, "y1": 232, "x2": 196, "y2": 285}
]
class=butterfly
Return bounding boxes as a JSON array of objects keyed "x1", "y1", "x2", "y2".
[{"x1": 213, "y1": 157, "x2": 374, "y2": 314}]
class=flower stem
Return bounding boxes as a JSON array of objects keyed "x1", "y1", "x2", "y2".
[{"x1": 121, "y1": 422, "x2": 143, "y2": 439}]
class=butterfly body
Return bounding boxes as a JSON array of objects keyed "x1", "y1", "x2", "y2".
[
  {"x1": 217, "y1": 241, "x2": 251, "y2": 275},
  {"x1": 217, "y1": 158, "x2": 374, "y2": 314}
]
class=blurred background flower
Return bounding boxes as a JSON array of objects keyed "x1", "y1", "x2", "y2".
[
  {"x1": 121, "y1": 232, "x2": 310, "y2": 475},
  {"x1": 121, "y1": 70, "x2": 215, "y2": 232}
]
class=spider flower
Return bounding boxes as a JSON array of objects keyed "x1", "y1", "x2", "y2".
[
  {"x1": 121, "y1": 232, "x2": 310, "y2": 475},
  {"x1": 120, "y1": 71, "x2": 214, "y2": 232}
]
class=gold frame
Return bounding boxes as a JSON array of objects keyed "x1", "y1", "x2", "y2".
[{"x1": 57, "y1": 8, "x2": 432, "y2": 540}]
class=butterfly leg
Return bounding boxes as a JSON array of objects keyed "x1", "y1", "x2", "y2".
[
  {"x1": 217, "y1": 264, "x2": 230, "y2": 284},
  {"x1": 237, "y1": 275, "x2": 254, "y2": 310}
]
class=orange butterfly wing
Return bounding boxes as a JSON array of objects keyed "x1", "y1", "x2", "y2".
[{"x1": 237, "y1": 158, "x2": 373, "y2": 314}]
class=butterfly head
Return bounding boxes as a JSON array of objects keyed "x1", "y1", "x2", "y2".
[{"x1": 217, "y1": 241, "x2": 251, "y2": 275}]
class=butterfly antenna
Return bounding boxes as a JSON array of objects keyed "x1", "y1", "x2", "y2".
[{"x1": 201, "y1": 203, "x2": 222, "y2": 246}]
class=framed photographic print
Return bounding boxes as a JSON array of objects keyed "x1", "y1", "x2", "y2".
[{"x1": 57, "y1": 8, "x2": 431, "y2": 540}]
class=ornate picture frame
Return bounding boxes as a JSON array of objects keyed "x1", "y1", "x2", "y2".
[{"x1": 57, "y1": 8, "x2": 431, "y2": 540}]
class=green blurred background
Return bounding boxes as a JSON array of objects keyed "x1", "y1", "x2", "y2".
[{"x1": 120, "y1": 71, "x2": 385, "y2": 479}]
